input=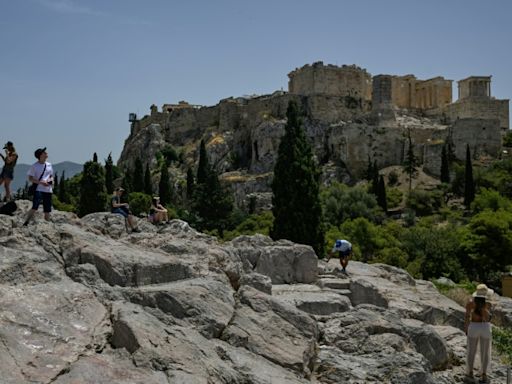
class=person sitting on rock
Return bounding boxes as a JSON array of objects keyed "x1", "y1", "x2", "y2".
[
  {"x1": 148, "y1": 196, "x2": 168, "y2": 225},
  {"x1": 464, "y1": 284, "x2": 493, "y2": 383},
  {"x1": 327, "y1": 239, "x2": 352, "y2": 274},
  {"x1": 111, "y1": 187, "x2": 140, "y2": 233}
]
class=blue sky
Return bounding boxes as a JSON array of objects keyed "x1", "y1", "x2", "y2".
[{"x1": 1, "y1": 0, "x2": 511, "y2": 164}]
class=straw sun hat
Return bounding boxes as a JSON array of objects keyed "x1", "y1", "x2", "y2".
[{"x1": 472, "y1": 284, "x2": 494, "y2": 300}]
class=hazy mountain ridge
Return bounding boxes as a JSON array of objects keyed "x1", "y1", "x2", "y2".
[{"x1": 7, "y1": 161, "x2": 82, "y2": 192}]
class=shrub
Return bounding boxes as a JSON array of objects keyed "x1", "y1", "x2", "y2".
[
  {"x1": 493, "y1": 327, "x2": 512, "y2": 365},
  {"x1": 223, "y1": 211, "x2": 274, "y2": 241},
  {"x1": 472, "y1": 188, "x2": 512, "y2": 213},
  {"x1": 128, "y1": 192, "x2": 152, "y2": 217},
  {"x1": 386, "y1": 187, "x2": 403, "y2": 208},
  {"x1": 406, "y1": 189, "x2": 443, "y2": 216},
  {"x1": 371, "y1": 247, "x2": 409, "y2": 269}
]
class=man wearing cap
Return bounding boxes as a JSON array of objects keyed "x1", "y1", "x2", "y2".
[
  {"x1": 327, "y1": 239, "x2": 352, "y2": 274},
  {"x1": 0, "y1": 141, "x2": 18, "y2": 201},
  {"x1": 24, "y1": 148, "x2": 54, "y2": 225},
  {"x1": 111, "y1": 187, "x2": 140, "y2": 232}
]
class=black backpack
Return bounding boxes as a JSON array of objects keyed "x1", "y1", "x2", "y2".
[{"x1": 0, "y1": 201, "x2": 17, "y2": 216}]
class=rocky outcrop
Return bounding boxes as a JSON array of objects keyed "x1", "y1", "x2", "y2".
[{"x1": 1, "y1": 205, "x2": 511, "y2": 383}]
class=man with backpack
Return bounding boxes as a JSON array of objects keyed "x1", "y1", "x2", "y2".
[{"x1": 327, "y1": 239, "x2": 353, "y2": 274}]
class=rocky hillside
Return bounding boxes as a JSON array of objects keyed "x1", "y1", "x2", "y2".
[{"x1": 1, "y1": 203, "x2": 512, "y2": 383}]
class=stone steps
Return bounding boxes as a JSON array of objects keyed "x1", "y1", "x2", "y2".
[{"x1": 317, "y1": 277, "x2": 351, "y2": 290}]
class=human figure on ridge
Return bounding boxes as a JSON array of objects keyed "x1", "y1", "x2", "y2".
[
  {"x1": 464, "y1": 284, "x2": 493, "y2": 383},
  {"x1": 327, "y1": 239, "x2": 352, "y2": 274},
  {"x1": 111, "y1": 187, "x2": 140, "y2": 232},
  {"x1": 24, "y1": 147, "x2": 53, "y2": 225},
  {"x1": 0, "y1": 141, "x2": 19, "y2": 202},
  {"x1": 148, "y1": 196, "x2": 169, "y2": 225}
]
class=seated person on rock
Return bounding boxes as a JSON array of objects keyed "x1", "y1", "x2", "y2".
[
  {"x1": 148, "y1": 196, "x2": 168, "y2": 225},
  {"x1": 111, "y1": 187, "x2": 140, "y2": 232},
  {"x1": 327, "y1": 239, "x2": 352, "y2": 274}
]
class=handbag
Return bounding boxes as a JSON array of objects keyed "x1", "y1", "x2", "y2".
[{"x1": 28, "y1": 163, "x2": 47, "y2": 197}]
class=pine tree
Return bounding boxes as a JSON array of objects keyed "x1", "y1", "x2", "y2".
[
  {"x1": 440, "y1": 145, "x2": 450, "y2": 183},
  {"x1": 79, "y1": 160, "x2": 107, "y2": 216},
  {"x1": 59, "y1": 171, "x2": 68, "y2": 203},
  {"x1": 144, "y1": 164, "x2": 152, "y2": 195},
  {"x1": 159, "y1": 162, "x2": 172, "y2": 206},
  {"x1": 270, "y1": 100, "x2": 324, "y2": 256},
  {"x1": 186, "y1": 168, "x2": 195, "y2": 200},
  {"x1": 93, "y1": 152, "x2": 98, "y2": 163},
  {"x1": 403, "y1": 129, "x2": 418, "y2": 193},
  {"x1": 376, "y1": 175, "x2": 387, "y2": 212},
  {"x1": 464, "y1": 144, "x2": 475, "y2": 208},
  {"x1": 132, "y1": 157, "x2": 145, "y2": 192},
  {"x1": 105, "y1": 153, "x2": 114, "y2": 194}
]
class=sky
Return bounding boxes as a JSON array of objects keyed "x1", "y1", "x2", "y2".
[{"x1": 1, "y1": 0, "x2": 511, "y2": 165}]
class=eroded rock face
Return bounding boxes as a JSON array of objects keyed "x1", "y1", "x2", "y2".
[{"x1": 1, "y1": 209, "x2": 511, "y2": 383}]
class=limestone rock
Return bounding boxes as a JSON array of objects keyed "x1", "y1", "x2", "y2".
[{"x1": 239, "y1": 272, "x2": 272, "y2": 295}]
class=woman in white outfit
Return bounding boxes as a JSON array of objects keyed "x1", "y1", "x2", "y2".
[{"x1": 464, "y1": 284, "x2": 494, "y2": 383}]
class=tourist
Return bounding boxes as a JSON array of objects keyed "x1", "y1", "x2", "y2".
[
  {"x1": 327, "y1": 239, "x2": 352, "y2": 274},
  {"x1": 0, "y1": 141, "x2": 18, "y2": 201},
  {"x1": 148, "y1": 196, "x2": 169, "y2": 225},
  {"x1": 23, "y1": 147, "x2": 53, "y2": 225},
  {"x1": 464, "y1": 283, "x2": 494, "y2": 383},
  {"x1": 111, "y1": 187, "x2": 140, "y2": 232}
]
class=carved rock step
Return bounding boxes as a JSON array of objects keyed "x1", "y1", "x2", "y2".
[{"x1": 317, "y1": 277, "x2": 351, "y2": 290}]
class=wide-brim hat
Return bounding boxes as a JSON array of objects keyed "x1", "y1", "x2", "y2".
[{"x1": 472, "y1": 284, "x2": 494, "y2": 300}]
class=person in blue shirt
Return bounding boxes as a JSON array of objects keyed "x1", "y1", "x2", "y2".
[{"x1": 327, "y1": 239, "x2": 352, "y2": 273}]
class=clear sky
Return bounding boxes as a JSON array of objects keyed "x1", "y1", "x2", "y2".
[{"x1": 1, "y1": 0, "x2": 511, "y2": 164}]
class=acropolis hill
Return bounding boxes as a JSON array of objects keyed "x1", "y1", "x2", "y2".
[{"x1": 119, "y1": 62, "x2": 510, "y2": 208}]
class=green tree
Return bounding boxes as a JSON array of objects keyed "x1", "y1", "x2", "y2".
[
  {"x1": 93, "y1": 152, "x2": 98, "y2": 163},
  {"x1": 105, "y1": 153, "x2": 114, "y2": 194},
  {"x1": 440, "y1": 145, "x2": 450, "y2": 183},
  {"x1": 321, "y1": 183, "x2": 382, "y2": 226},
  {"x1": 128, "y1": 192, "x2": 152, "y2": 216},
  {"x1": 79, "y1": 160, "x2": 107, "y2": 216},
  {"x1": 159, "y1": 162, "x2": 172, "y2": 206},
  {"x1": 53, "y1": 173, "x2": 59, "y2": 196},
  {"x1": 132, "y1": 157, "x2": 145, "y2": 193},
  {"x1": 472, "y1": 188, "x2": 512, "y2": 213},
  {"x1": 464, "y1": 144, "x2": 475, "y2": 208},
  {"x1": 144, "y1": 163, "x2": 152, "y2": 195},
  {"x1": 271, "y1": 100, "x2": 324, "y2": 256},
  {"x1": 403, "y1": 129, "x2": 418, "y2": 193}
]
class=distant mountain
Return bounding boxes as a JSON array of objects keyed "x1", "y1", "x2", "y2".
[{"x1": 6, "y1": 161, "x2": 83, "y2": 193}]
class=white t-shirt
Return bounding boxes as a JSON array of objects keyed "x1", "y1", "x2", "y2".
[
  {"x1": 28, "y1": 161, "x2": 53, "y2": 193},
  {"x1": 332, "y1": 239, "x2": 352, "y2": 253}
]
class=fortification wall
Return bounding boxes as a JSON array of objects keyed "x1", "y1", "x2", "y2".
[
  {"x1": 288, "y1": 62, "x2": 371, "y2": 101},
  {"x1": 443, "y1": 99, "x2": 509, "y2": 130},
  {"x1": 450, "y1": 118, "x2": 502, "y2": 160}
]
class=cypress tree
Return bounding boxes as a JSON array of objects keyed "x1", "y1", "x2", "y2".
[
  {"x1": 440, "y1": 145, "x2": 450, "y2": 183},
  {"x1": 186, "y1": 168, "x2": 195, "y2": 200},
  {"x1": 93, "y1": 152, "x2": 98, "y2": 163},
  {"x1": 122, "y1": 168, "x2": 133, "y2": 194},
  {"x1": 197, "y1": 140, "x2": 208, "y2": 184},
  {"x1": 132, "y1": 157, "x2": 145, "y2": 192},
  {"x1": 58, "y1": 171, "x2": 68, "y2": 203},
  {"x1": 403, "y1": 129, "x2": 418, "y2": 193},
  {"x1": 144, "y1": 164, "x2": 152, "y2": 195},
  {"x1": 159, "y1": 162, "x2": 172, "y2": 206},
  {"x1": 270, "y1": 100, "x2": 324, "y2": 256},
  {"x1": 105, "y1": 153, "x2": 114, "y2": 194},
  {"x1": 464, "y1": 144, "x2": 475, "y2": 208},
  {"x1": 79, "y1": 160, "x2": 107, "y2": 216},
  {"x1": 53, "y1": 173, "x2": 59, "y2": 197},
  {"x1": 377, "y1": 175, "x2": 388, "y2": 212}
]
